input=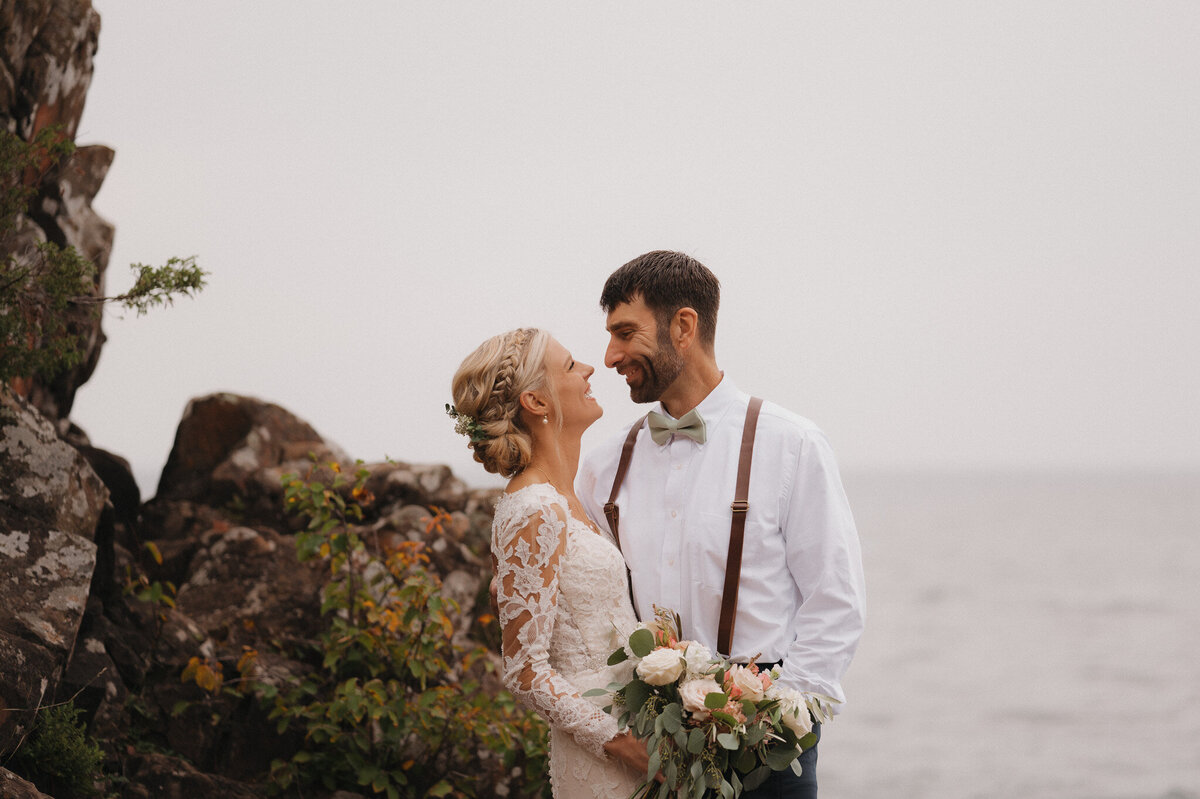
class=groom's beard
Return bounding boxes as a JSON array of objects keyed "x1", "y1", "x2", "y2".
[{"x1": 628, "y1": 332, "x2": 684, "y2": 404}]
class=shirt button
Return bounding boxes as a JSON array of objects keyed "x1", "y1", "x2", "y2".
[{"x1": 671, "y1": 510, "x2": 678, "y2": 518}]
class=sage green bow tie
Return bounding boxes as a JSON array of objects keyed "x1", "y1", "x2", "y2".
[{"x1": 647, "y1": 408, "x2": 707, "y2": 445}]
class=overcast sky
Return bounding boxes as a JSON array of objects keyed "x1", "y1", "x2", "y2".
[{"x1": 71, "y1": 2, "x2": 1200, "y2": 494}]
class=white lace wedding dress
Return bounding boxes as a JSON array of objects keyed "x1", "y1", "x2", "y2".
[{"x1": 492, "y1": 483, "x2": 643, "y2": 798}]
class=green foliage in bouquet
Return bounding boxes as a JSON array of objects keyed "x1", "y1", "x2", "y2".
[
  {"x1": 0, "y1": 127, "x2": 205, "y2": 384},
  {"x1": 593, "y1": 609, "x2": 826, "y2": 799},
  {"x1": 266, "y1": 459, "x2": 551, "y2": 799}
]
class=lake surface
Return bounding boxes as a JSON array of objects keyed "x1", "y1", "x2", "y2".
[{"x1": 820, "y1": 471, "x2": 1200, "y2": 799}]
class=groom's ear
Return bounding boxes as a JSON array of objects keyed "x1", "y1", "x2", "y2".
[{"x1": 672, "y1": 307, "x2": 699, "y2": 352}]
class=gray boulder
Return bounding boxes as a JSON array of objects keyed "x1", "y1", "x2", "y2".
[{"x1": 0, "y1": 386, "x2": 105, "y2": 755}]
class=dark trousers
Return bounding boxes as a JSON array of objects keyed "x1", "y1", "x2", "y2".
[{"x1": 742, "y1": 722, "x2": 820, "y2": 799}]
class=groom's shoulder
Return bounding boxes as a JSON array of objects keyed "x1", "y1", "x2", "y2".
[{"x1": 751, "y1": 396, "x2": 833, "y2": 449}]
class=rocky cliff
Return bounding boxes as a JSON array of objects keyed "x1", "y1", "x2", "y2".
[
  {"x1": 1, "y1": 3, "x2": 534, "y2": 797},
  {"x1": 3, "y1": 385, "x2": 514, "y2": 798},
  {"x1": 1, "y1": 0, "x2": 114, "y2": 426}
]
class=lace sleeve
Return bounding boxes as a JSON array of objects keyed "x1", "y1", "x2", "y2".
[{"x1": 493, "y1": 491, "x2": 619, "y2": 758}]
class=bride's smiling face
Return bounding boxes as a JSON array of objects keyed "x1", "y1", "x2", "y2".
[{"x1": 543, "y1": 337, "x2": 602, "y2": 430}]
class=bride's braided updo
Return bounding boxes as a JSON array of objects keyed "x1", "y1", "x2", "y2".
[{"x1": 450, "y1": 328, "x2": 556, "y2": 477}]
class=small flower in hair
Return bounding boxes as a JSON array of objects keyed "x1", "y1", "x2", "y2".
[{"x1": 446, "y1": 403, "x2": 491, "y2": 442}]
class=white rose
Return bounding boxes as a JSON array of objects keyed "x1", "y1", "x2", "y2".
[
  {"x1": 681, "y1": 642, "x2": 713, "y2": 676},
  {"x1": 678, "y1": 676, "x2": 722, "y2": 715},
  {"x1": 775, "y1": 687, "x2": 814, "y2": 737},
  {"x1": 727, "y1": 664, "x2": 765, "y2": 702},
  {"x1": 636, "y1": 647, "x2": 684, "y2": 686}
]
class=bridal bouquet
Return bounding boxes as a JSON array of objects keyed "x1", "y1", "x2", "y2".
[{"x1": 588, "y1": 608, "x2": 834, "y2": 799}]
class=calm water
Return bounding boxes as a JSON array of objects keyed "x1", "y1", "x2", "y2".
[{"x1": 821, "y1": 471, "x2": 1200, "y2": 799}]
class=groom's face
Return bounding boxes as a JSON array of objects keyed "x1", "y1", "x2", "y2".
[{"x1": 604, "y1": 295, "x2": 684, "y2": 404}]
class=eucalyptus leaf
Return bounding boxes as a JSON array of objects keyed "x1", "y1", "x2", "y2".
[
  {"x1": 745, "y1": 723, "x2": 766, "y2": 747},
  {"x1": 742, "y1": 765, "x2": 770, "y2": 791},
  {"x1": 711, "y1": 710, "x2": 739, "y2": 727},
  {"x1": 582, "y1": 688, "x2": 608, "y2": 697},
  {"x1": 661, "y1": 702, "x2": 683, "y2": 733},
  {"x1": 629, "y1": 628, "x2": 655, "y2": 657},
  {"x1": 734, "y1": 746, "x2": 756, "y2": 774},
  {"x1": 720, "y1": 778, "x2": 734, "y2": 799},
  {"x1": 704, "y1": 691, "x2": 729, "y2": 709},
  {"x1": 765, "y1": 744, "x2": 801, "y2": 771},
  {"x1": 608, "y1": 648, "x2": 629, "y2": 666},
  {"x1": 791, "y1": 757, "x2": 805, "y2": 777},
  {"x1": 647, "y1": 748, "x2": 661, "y2": 781},
  {"x1": 692, "y1": 773, "x2": 706, "y2": 799},
  {"x1": 687, "y1": 727, "x2": 706, "y2": 754},
  {"x1": 799, "y1": 731, "x2": 818, "y2": 750},
  {"x1": 717, "y1": 732, "x2": 740, "y2": 750},
  {"x1": 625, "y1": 680, "x2": 651, "y2": 715}
]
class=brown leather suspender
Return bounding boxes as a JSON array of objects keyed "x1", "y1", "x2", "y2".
[
  {"x1": 603, "y1": 415, "x2": 646, "y2": 552},
  {"x1": 717, "y1": 396, "x2": 763, "y2": 655},
  {"x1": 604, "y1": 398, "x2": 763, "y2": 656}
]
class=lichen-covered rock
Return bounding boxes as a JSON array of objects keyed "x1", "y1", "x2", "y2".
[
  {"x1": 0, "y1": 387, "x2": 107, "y2": 539},
  {"x1": 0, "y1": 390, "x2": 103, "y2": 652},
  {"x1": 0, "y1": 631, "x2": 59, "y2": 760},
  {"x1": 172, "y1": 524, "x2": 325, "y2": 654},
  {"x1": 363, "y1": 460, "x2": 470, "y2": 513},
  {"x1": 0, "y1": 387, "x2": 105, "y2": 755},
  {"x1": 154, "y1": 394, "x2": 348, "y2": 524},
  {"x1": 0, "y1": 527, "x2": 96, "y2": 652},
  {"x1": 118, "y1": 752, "x2": 261, "y2": 799},
  {"x1": 1, "y1": 0, "x2": 114, "y2": 423},
  {"x1": 0, "y1": 766, "x2": 54, "y2": 799}
]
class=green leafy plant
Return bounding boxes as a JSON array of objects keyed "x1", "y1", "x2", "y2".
[
  {"x1": 4, "y1": 701, "x2": 104, "y2": 797},
  {"x1": 265, "y1": 459, "x2": 550, "y2": 798},
  {"x1": 0, "y1": 127, "x2": 206, "y2": 384}
]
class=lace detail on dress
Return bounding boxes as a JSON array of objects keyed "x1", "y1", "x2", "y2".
[{"x1": 492, "y1": 484, "x2": 642, "y2": 796}]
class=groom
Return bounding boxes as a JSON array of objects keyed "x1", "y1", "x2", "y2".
[{"x1": 578, "y1": 250, "x2": 866, "y2": 798}]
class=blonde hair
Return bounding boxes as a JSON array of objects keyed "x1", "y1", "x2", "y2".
[{"x1": 450, "y1": 328, "x2": 556, "y2": 477}]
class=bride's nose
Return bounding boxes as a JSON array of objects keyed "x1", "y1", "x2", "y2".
[{"x1": 582, "y1": 362, "x2": 595, "y2": 379}]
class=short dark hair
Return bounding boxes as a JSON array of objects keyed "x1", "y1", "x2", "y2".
[{"x1": 600, "y1": 251, "x2": 721, "y2": 346}]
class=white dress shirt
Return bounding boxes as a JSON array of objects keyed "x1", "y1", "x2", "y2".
[{"x1": 577, "y1": 376, "x2": 866, "y2": 707}]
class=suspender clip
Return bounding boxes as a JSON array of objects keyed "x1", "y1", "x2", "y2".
[{"x1": 730, "y1": 499, "x2": 749, "y2": 514}]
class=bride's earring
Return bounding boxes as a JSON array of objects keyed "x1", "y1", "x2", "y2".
[{"x1": 542, "y1": 415, "x2": 549, "y2": 425}]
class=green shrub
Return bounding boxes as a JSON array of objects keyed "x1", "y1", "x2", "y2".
[
  {"x1": 5, "y1": 701, "x2": 104, "y2": 797},
  {"x1": 264, "y1": 460, "x2": 551, "y2": 798}
]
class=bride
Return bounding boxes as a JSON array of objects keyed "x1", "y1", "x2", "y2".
[{"x1": 450, "y1": 327, "x2": 649, "y2": 797}]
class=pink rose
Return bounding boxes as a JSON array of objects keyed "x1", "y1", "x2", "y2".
[{"x1": 725, "y1": 665, "x2": 765, "y2": 702}]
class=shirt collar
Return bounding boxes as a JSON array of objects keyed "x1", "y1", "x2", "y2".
[{"x1": 653, "y1": 373, "x2": 739, "y2": 442}]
